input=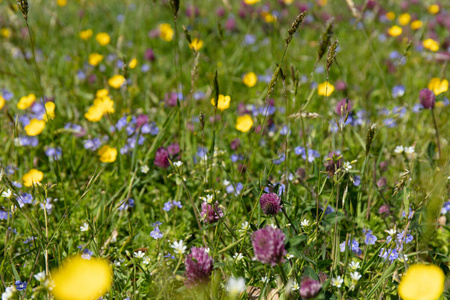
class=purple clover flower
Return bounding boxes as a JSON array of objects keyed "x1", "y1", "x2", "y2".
[
  {"x1": 184, "y1": 247, "x2": 214, "y2": 288},
  {"x1": 154, "y1": 147, "x2": 170, "y2": 168},
  {"x1": 251, "y1": 226, "x2": 286, "y2": 266},
  {"x1": 201, "y1": 202, "x2": 223, "y2": 224},
  {"x1": 259, "y1": 193, "x2": 281, "y2": 216},
  {"x1": 299, "y1": 277, "x2": 322, "y2": 299}
]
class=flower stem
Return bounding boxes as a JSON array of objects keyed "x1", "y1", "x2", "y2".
[{"x1": 431, "y1": 108, "x2": 441, "y2": 160}]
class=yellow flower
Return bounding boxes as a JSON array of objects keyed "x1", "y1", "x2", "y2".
[
  {"x1": 423, "y1": 39, "x2": 439, "y2": 52},
  {"x1": 93, "y1": 96, "x2": 115, "y2": 114},
  {"x1": 428, "y1": 4, "x2": 439, "y2": 15},
  {"x1": 129, "y1": 58, "x2": 138, "y2": 69},
  {"x1": 96, "y1": 32, "x2": 111, "y2": 46},
  {"x1": 317, "y1": 82, "x2": 335, "y2": 96},
  {"x1": 0, "y1": 28, "x2": 11, "y2": 38},
  {"x1": 243, "y1": 72, "x2": 258, "y2": 87},
  {"x1": 262, "y1": 12, "x2": 276, "y2": 23},
  {"x1": 98, "y1": 145, "x2": 117, "y2": 163},
  {"x1": 211, "y1": 95, "x2": 231, "y2": 111},
  {"x1": 96, "y1": 89, "x2": 109, "y2": 98},
  {"x1": 51, "y1": 256, "x2": 112, "y2": 300},
  {"x1": 398, "y1": 264, "x2": 444, "y2": 300},
  {"x1": 17, "y1": 94, "x2": 36, "y2": 110},
  {"x1": 56, "y1": 0, "x2": 67, "y2": 7},
  {"x1": 398, "y1": 13, "x2": 411, "y2": 26},
  {"x1": 236, "y1": 115, "x2": 253, "y2": 132},
  {"x1": 22, "y1": 169, "x2": 43, "y2": 187},
  {"x1": 385, "y1": 11, "x2": 395, "y2": 21},
  {"x1": 85, "y1": 105, "x2": 104, "y2": 122},
  {"x1": 79, "y1": 29, "x2": 93, "y2": 40},
  {"x1": 25, "y1": 119, "x2": 46, "y2": 136},
  {"x1": 410, "y1": 20, "x2": 423, "y2": 30},
  {"x1": 388, "y1": 25, "x2": 402, "y2": 37},
  {"x1": 0, "y1": 95, "x2": 5, "y2": 110},
  {"x1": 243, "y1": 0, "x2": 260, "y2": 4},
  {"x1": 317, "y1": 0, "x2": 327, "y2": 6},
  {"x1": 43, "y1": 102, "x2": 56, "y2": 121},
  {"x1": 88, "y1": 53, "x2": 104, "y2": 66},
  {"x1": 158, "y1": 23, "x2": 174, "y2": 42},
  {"x1": 108, "y1": 75, "x2": 125, "y2": 89},
  {"x1": 428, "y1": 78, "x2": 448, "y2": 96},
  {"x1": 189, "y1": 38, "x2": 203, "y2": 51},
  {"x1": 283, "y1": 0, "x2": 293, "y2": 4}
]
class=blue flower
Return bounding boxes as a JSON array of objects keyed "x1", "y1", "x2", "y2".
[
  {"x1": 81, "y1": 248, "x2": 94, "y2": 260},
  {"x1": 364, "y1": 230, "x2": 377, "y2": 245},
  {"x1": 353, "y1": 175, "x2": 361, "y2": 186},
  {"x1": 164, "y1": 253, "x2": 176, "y2": 259},
  {"x1": 84, "y1": 138, "x2": 101, "y2": 151},
  {"x1": 151, "y1": 221, "x2": 162, "y2": 227},
  {"x1": 295, "y1": 146, "x2": 305, "y2": 156},
  {"x1": 172, "y1": 201, "x2": 183, "y2": 209},
  {"x1": 163, "y1": 201, "x2": 174, "y2": 211},
  {"x1": 45, "y1": 147, "x2": 62, "y2": 161},
  {"x1": 18, "y1": 193, "x2": 33, "y2": 207},
  {"x1": 2, "y1": 89, "x2": 13, "y2": 101},
  {"x1": 150, "y1": 227, "x2": 163, "y2": 239},
  {"x1": 15, "y1": 280, "x2": 27, "y2": 291},
  {"x1": 0, "y1": 210, "x2": 8, "y2": 220},
  {"x1": 392, "y1": 85, "x2": 406, "y2": 98}
]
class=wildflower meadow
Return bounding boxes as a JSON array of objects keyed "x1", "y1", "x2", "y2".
[{"x1": 1, "y1": 0, "x2": 450, "y2": 299}]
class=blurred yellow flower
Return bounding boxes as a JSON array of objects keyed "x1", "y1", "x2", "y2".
[
  {"x1": 388, "y1": 25, "x2": 402, "y2": 37},
  {"x1": 428, "y1": 78, "x2": 448, "y2": 96},
  {"x1": 410, "y1": 20, "x2": 423, "y2": 30},
  {"x1": 51, "y1": 256, "x2": 112, "y2": 300},
  {"x1": 317, "y1": 82, "x2": 335, "y2": 96},
  {"x1": 428, "y1": 4, "x2": 439, "y2": 15},
  {"x1": 189, "y1": 38, "x2": 203, "y2": 51},
  {"x1": 385, "y1": 11, "x2": 395, "y2": 21},
  {"x1": 17, "y1": 94, "x2": 36, "y2": 110},
  {"x1": 283, "y1": 0, "x2": 294, "y2": 4},
  {"x1": 88, "y1": 53, "x2": 103, "y2": 66},
  {"x1": 44, "y1": 102, "x2": 56, "y2": 121},
  {"x1": 22, "y1": 169, "x2": 43, "y2": 187},
  {"x1": 423, "y1": 39, "x2": 439, "y2": 52},
  {"x1": 96, "y1": 32, "x2": 111, "y2": 46},
  {"x1": 85, "y1": 105, "x2": 104, "y2": 122},
  {"x1": 0, "y1": 95, "x2": 5, "y2": 110},
  {"x1": 108, "y1": 75, "x2": 125, "y2": 89},
  {"x1": 317, "y1": 0, "x2": 327, "y2": 6},
  {"x1": 96, "y1": 89, "x2": 109, "y2": 98},
  {"x1": 236, "y1": 115, "x2": 253, "y2": 132},
  {"x1": 244, "y1": 0, "x2": 260, "y2": 4},
  {"x1": 159, "y1": 23, "x2": 174, "y2": 42},
  {"x1": 57, "y1": 0, "x2": 67, "y2": 7},
  {"x1": 211, "y1": 95, "x2": 231, "y2": 111},
  {"x1": 262, "y1": 12, "x2": 276, "y2": 23},
  {"x1": 243, "y1": 72, "x2": 258, "y2": 87},
  {"x1": 25, "y1": 119, "x2": 46, "y2": 136},
  {"x1": 398, "y1": 264, "x2": 444, "y2": 300},
  {"x1": 93, "y1": 96, "x2": 115, "y2": 114},
  {"x1": 79, "y1": 29, "x2": 93, "y2": 40},
  {"x1": 0, "y1": 28, "x2": 11, "y2": 38},
  {"x1": 398, "y1": 13, "x2": 411, "y2": 26},
  {"x1": 98, "y1": 145, "x2": 117, "y2": 163},
  {"x1": 129, "y1": 58, "x2": 138, "y2": 69}
]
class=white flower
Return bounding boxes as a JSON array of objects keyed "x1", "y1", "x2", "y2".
[
  {"x1": 233, "y1": 253, "x2": 244, "y2": 261},
  {"x1": 331, "y1": 276, "x2": 343, "y2": 288},
  {"x1": 223, "y1": 179, "x2": 230, "y2": 186},
  {"x1": 404, "y1": 146, "x2": 415, "y2": 155},
  {"x1": 142, "y1": 256, "x2": 151, "y2": 265},
  {"x1": 171, "y1": 240, "x2": 187, "y2": 255},
  {"x1": 205, "y1": 248, "x2": 211, "y2": 253},
  {"x1": 240, "y1": 221, "x2": 249, "y2": 232},
  {"x1": 261, "y1": 276, "x2": 269, "y2": 283},
  {"x1": 398, "y1": 254, "x2": 408, "y2": 263},
  {"x1": 350, "y1": 271, "x2": 361, "y2": 282},
  {"x1": 173, "y1": 161, "x2": 183, "y2": 167},
  {"x1": 394, "y1": 146, "x2": 404, "y2": 154},
  {"x1": 114, "y1": 260, "x2": 121, "y2": 266},
  {"x1": 301, "y1": 219, "x2": 310, "y2": 227},
  {"x1": 348, "y1": 261, "x2": 360, "y2": 271},
  {"x1": 385, "y1": 229, "x2": 396, "y2": 236},
  {"x1": 269, "y1": 223, "x2": 277, "y2": 229},
  {"x1": 286, "y1": 254, "x2": 294, "y2": 260},
  {"x1": 80, "y1": 222, "x2": 89, "y2": 232},
  {"x1": 226, "y1": 277, "x2": 246, "y2": 296},
  {"x1": 343, "y1": 161, "x2": 352, "y2": 172},
  {"x1": 199, "y1": 194, "x2": 213, "y2": 204},
  {"x1": 141, "y1": 165, "x2": 149, "y2": 173},
  {"x1": 134, "y1": 251, "x2": 145, "y2": 259},
  {"x1": 1, "y1": 189, "x2": 12, "y2": 198},
  {"x1": 0, "y1": 169, "x2": 3, "y2": 182},
  {"x1": 291, "y1": 281, "x2": 300, "y2": 291},
  {"x1": 2, "y1": 286, "x2": 16, "y2": 300},
  {"x1": 34, "y1": 271, "x2": 46, "y2": 282}
]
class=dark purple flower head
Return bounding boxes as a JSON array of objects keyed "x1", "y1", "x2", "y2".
[
  {"x1": 260, "y1": 193, "x2": 281, "y2": 216},
  {"x1": 378, "y1": 204, "x2": 391, "y2": 215},
  {"x1": 144, "y1": 48, "x2": 156, "y2": 62},
  {"x1": 299, "y1": 277, "x2": 322, "y2": 299},
  {"x1": 185, "y1": 247, "x2": 214, "y2": 288},
  {"x1": 377, "y1": 177, "x2": 387, "y2": 188},
  {"x1": 165, "y1": 92, "x2": 178, "y2": 107},
  {"x1": 136, "y1": 114, "x2": 149, "y2": 128},
  {"x1": 230, "y1": 138, "x2": 241, "y2": 151},
  {"x1": 251, "y1": 226, "x2": 286, "y2": 266},
  {"x1": 154, "y1": 147, "x2": 170, "y2": 168},
  {"x1": 167, "y1": 143, "x2": 180, "y2": 156},
  {"x1": 335, "y1": 99, "x2": 353, "y2": 116},
  {"x1": 201, "y1": 202, "x2": 223, "y2": 224},
  {"x1": 419, "y1": 88, "x2": 435, "y2": 109}
]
